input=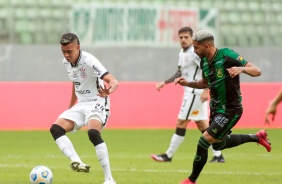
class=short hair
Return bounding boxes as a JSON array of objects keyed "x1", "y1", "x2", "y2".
[
  {"x1": 178, "y1": 27, "x2": 193, "y2": 36},
  {"x1": 60, "y1": 33, "x2": 80, "y2": 45},
  {"x1": 192, "y1": 30, "x2": 214, "y2": 42}
]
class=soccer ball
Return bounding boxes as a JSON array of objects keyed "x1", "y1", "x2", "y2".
[{"x1": 29, "y1": 166, "x2": 53, "y2": 184}]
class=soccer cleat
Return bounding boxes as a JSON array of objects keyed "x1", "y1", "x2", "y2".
[
  {"x1": 70, "y1": 161, "x2": 91, "y2": 173},
  {"x1": 150, "y1": 153, "x2": 172, "y2": 162},
  {"x1": 179, "y1": 178, "x2": 196, "y2": 184},
  {"x1": 256, "y1": 130, "x2": 271, "y2": 152},
  {"x1": 103, "y1": 179, "x2": 116, "y2": 184},
  {"x1": 209, "y1": 154, "x2": 225, "y2": 163}
]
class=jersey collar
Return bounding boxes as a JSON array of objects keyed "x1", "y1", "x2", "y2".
[
  {"x1": 71, "y1": 50, "x2": 82, "y2": 67},
  {"x1": 208, "y1": 48, "x2": 218, "y2": 64}
]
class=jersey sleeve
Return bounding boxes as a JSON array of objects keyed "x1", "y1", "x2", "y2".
[
  {"x1": 177, "y1": 51, "x2": 182, "y2": 66},
  {"x1": 191, "y1": 52, "x2": 201, "y2": 67},
  {"x1": 87, "y1": 55, "x2": 108, "y2": 79},
  {"x1": 226, "y1": 49, "x2": 248, "y2": 66}
]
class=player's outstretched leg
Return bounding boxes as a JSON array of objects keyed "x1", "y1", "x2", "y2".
[{"x1": 50, "y1": 124, "x2": 90, "y2": 172}]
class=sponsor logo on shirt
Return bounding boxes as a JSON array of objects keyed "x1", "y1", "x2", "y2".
[
  {"x1": 191, "y1": 110, "x2": 199, "y2": 116},
  {"x1": 74, "y1": 82, "x2": 80, "y2": 89},
  {"x1": 76, "y1": 90, "x2": 91, "y2": 94},
  {"x1": 93, "y1": 65, "x2": 102, "y2": 75}
]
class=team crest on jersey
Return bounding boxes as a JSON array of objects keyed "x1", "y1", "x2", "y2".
[
  {"x1": 216, "y1": 68, "x2": 223, "y2": 78},
  {"x1": 80, "y1": 68, "x2": 87, "y2": 78}
]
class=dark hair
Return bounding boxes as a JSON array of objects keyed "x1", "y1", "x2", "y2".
[
  {"x1": 178, "y1": 27, "x2": 193, "y2": 36},
  {"x1": 60, "y1": 33, "x2": 80, "y2": 45}
]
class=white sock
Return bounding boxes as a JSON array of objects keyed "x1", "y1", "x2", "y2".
[
  {"x1": 210, "y1": 145, "x2": 222, "y2": 157},
  {"x1": 55, "y1": 135, "x2": 82, "y2": 163},
  {"x1": 95, "y1": 142, "x2": 114, "y2": 181},
  {"x1": 166, "y1": 134, "x2": 185, "y2": 158}
]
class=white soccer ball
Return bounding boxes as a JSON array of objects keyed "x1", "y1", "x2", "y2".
[{"x1": 29, "y1": 166, "x2": 53, "y2": 184}]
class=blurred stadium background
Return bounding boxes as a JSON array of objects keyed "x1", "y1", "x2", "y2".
[
  {"x1": 0, "y1": 0, "x2": 282, "y2": 129},
  {"x1": 0, "y1": 0, "x2": 282, "y2": 82}
]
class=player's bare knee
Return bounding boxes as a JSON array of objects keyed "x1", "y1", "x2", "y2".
[
  {"x1": 176, "y1": 119, "x2": 189, "y2": 128},
  {"x1": 50, "y1": 124, "x2": 66, "y2": 140},
  {"x1": 88, "y1": 129, "x2": 104, "y2": 146}
]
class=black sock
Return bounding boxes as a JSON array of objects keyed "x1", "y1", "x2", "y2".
[
  {"x1": 213, "y1": 134, "x2": 258, "y2": 150},
  {"x1": 175, "y1": 127, "x2": 186, "y2": 136},
  {"x1": 189, "y1": 136, "x2": 210, "y2": 182}
]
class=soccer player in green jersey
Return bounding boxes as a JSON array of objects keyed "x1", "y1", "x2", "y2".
[{"x1": 174, "y1": 30, "x2": 272, "y2": 184}]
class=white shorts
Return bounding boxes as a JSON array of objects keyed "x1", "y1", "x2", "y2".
[
  {"x1": 178, "y1": 91, "x2": 208, "y2": 121},
  {"x1": 58, "y1": 98, "x2": 110, "y2": 132}
]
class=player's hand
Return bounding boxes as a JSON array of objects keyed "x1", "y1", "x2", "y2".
[
  {"x1": 201, "y1": 91, "x2": 209, "y2": 102},
  {"x1": 156, "y1": 81, "x2": 165, "y2": 91},
  {"x1": 226, "y1": 67, "x2": 243, "y2": 78},
  {"x1": 97, "y1": 85, "x2": 112, "y2": 98},
  {"x1": 174, "y1": 77, "x2": 188, "y2": 86},
  {"x1": 265, "y1": 101, "x2": 277, "y2": 125}
]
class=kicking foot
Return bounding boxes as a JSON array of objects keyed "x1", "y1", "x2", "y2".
[
  {"x1": 256, "y1": 130, "x2": 271, "y2": 152},
  {"x1": 150, "y1": 153, "x2": 172, "y2": 162},
  {"x1": 70, "y1": 161, "x2": 90, "y2": 173}
]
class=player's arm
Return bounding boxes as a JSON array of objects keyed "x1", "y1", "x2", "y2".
[
  {"x1": 69, "y1": 83, "x2": 77, "y2": 108},
  {"x1": 241, "y1": 62, "x2": 261, "y2": 77},
  {"x1": 265, "y1": 88, "x2": 282, "y2": 124},
  {"x1": 98, "y1": 73, "x2": 119, "y2": 97},
  {"x1": 156, "y1": 67, "x2": 181, "y2": 91},
  {"x1": 227, "y1": 62, "x2": 261, "y2": 78},
  {"x1": 174, "y1": 77, "x2": 208, "y2": 89}
]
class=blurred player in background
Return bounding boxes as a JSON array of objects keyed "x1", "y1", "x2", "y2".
[
  {"x1": 174, "y1": 30, "x2": 271, "y2": 184},
  {"x1": 265, "y1": 88, "x2": 282, "y2": 124},
  {"x1": 150, "y1": 27, "x2": 225, "y2": 163},
  {"x1": 50, "y1": 33, "x2": 118, "y2": 184}
]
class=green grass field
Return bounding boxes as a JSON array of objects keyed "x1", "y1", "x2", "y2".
[{"x1": 0, "y1": 129, "x2": 281, "y2": 184}]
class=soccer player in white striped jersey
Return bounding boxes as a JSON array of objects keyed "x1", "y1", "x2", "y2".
[
  {"x1": 150, "y1": 27, "x2": 224, "y2": 163},
  {"x1": 50, "y1": 33, "x2": 118, "y2": 184}
]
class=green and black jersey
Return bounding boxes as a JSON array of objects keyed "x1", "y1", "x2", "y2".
[{"x1": 200, "y1": 48, "x2": 248, "y2": 113}]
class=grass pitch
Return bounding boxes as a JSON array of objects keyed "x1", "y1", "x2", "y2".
[{"x1": 0, "y1": 129, "x2": 281, "y2": 184}]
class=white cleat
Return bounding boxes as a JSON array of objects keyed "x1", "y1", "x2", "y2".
[{"x1": 70, "y1": 161, "x2": 90, "y2": 173}]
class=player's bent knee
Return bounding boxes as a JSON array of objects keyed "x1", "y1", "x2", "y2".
[
  {"x1": 212, "y1": 141, "x2": 226, "y2": 150},
  {"x1": 50, "y1": 124, "x2": 66, "y2": 140},
  {"x1": 88, "y1": 129, "x2": 104, "y2": 146}
]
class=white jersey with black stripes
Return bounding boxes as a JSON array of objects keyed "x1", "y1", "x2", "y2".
[
  {"x1": 63, "y1": 51, "x2": 109, "y2": 102},
  {"x1": 178, "y1": 46, "x2": 204, "y2": 95}
]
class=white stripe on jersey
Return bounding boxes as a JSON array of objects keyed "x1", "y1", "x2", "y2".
[
  {"x1": 178, "y1": 46, "x2": 203, "y2": 94},
  {"x1": 63, "y1": 51, "x2": 109, "y2": 102}
]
